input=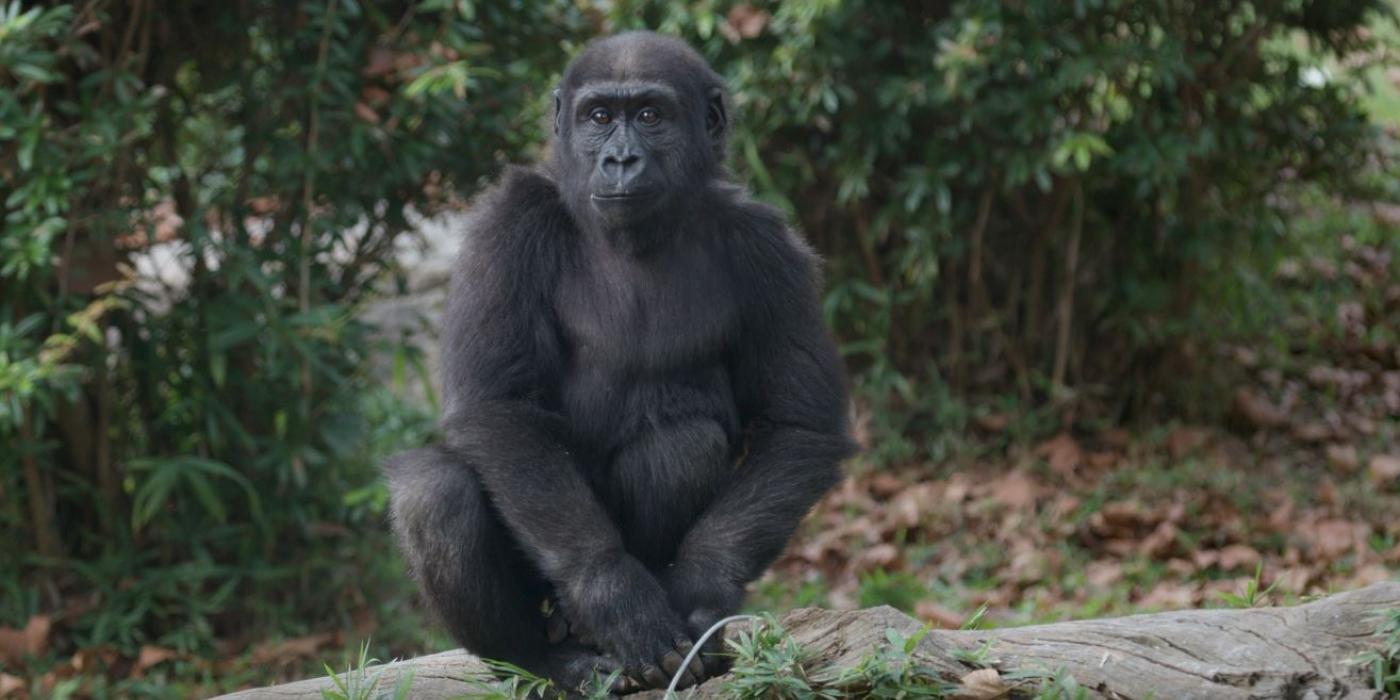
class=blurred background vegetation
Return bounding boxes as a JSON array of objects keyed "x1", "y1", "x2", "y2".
[{"x1": 1, "y1": 0, "x2": 1398, "y2": 697}]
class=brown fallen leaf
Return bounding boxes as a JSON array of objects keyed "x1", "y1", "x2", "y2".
[
  {"x1": 853, "y1": 543, "x2": 901, "y2": 572},
  {"x1": 0, "y1": 615, "x2": 51, "y2": 665},
  {"x1": 1140, "y1": 521, "x2": 1179, "y2": 559},
  {"x1": 1166, "y1": 558, "x2": 1196, "y2": 577},
  {"x1": 1337, "y1": 301, "x2": 1366, "y2": 336},
  {"x1": 719, "y1": 2, "x2": 770, "y2": 43},
  {"x1": 1035, "y1": 433, "x2": 1082, "y2": 475},
  {"x1": 1305, "y1": 520, "x2": 1367, "y2": 560},
  {"x1": 1085, "y1": 559, "x2": 1124, "y2": 589},
  {"x1": 1217, "y1": 544, "x2": 1262, "y2": 571},
  {"x1": 1368, "y1": 454, "x2": 1400, "y2": 487},
  {"x1": 1165, "y1": 426, "x2": 1209, "y2": 459},
  {"x1": 1273, "y1": 566, "x2": 1315, "y2": 595},
  {"x1": 69, "y1": 646, "x2": 119, "y2": 673},
  {"x1": 945, "y1": 474, "x2": 974, "y2": 503},
  {"x1": 867, "y1": 472, "x2": 906, "y2": 499},
  {"x1": 1350, "y1": 563, "x2": 1392, "y2": 588},
  {"x1": 1291, "y1": 422, "x2": 1333, "y2": 443},
  {"x1": 914, "y1": 601, "x2": 965, "y2": 629},
  {"x1": 989, "y1": 471, "x2": 1037, "y2": 510},
  {"x1": 0, "y1": 673, "x2": 21, "y2": 697},
  {"x1": 353, "y1": 102, "x2": 379, "y2": 125},
  {"x1": 1139, "y1": 582, "x2": 1197, "y2": 609},
  {"x1": 975, "y1": 412, "x2": 1009, "y2": 432},
  {"x1": 1325, "y1": 444, "x2": 1360, "y2": 472},
  {"x1": 1085, "y1": 451, "x2": 1120, "y2": 470},
  {"x1": 133, "y1": 645, "x2": 178, "y2": 677},
  {"x1": 955, "y1": 667, "x2": 1009, "y2": 700},
  {"x1": 1192, "y1": 549, "x2": 1219, "y2": 570},
  {"x1": 248, "y1": 632, "x2": 336, "y2": 666},
  {"x1": 1100, "y1": 428, "x2": 1131, "y2": 449},
  {"x1": 1233, "y1": 388, "x2": 1288, "y2": 429}
]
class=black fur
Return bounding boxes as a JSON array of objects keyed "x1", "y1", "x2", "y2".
[{"x1": 385, "y1": 31, "x2": 856, "y2": 694}]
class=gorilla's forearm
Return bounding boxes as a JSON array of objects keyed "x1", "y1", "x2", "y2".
[
  {"x1": 440, "y1": 402, "x2": 633, "y2": 580},
  {"x1": 670, "y1": 425, "x2": 855, "y2": 603}
]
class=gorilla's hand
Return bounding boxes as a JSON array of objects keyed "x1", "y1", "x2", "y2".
[
  {"x1": 663, "y1": 562, "x2": 744, "y2": 676},
  {"x1": 563, "y1": 553, "x2": 705, "y2": 690}
]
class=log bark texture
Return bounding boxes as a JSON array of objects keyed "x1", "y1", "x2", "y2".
[{"x1": 212, "y1": 581, "x2": 1399, "y2": 699}]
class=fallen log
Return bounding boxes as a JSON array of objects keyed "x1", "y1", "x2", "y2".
[{"x1": 213, "y1": 581, "x2": 1399, "y2": 699}]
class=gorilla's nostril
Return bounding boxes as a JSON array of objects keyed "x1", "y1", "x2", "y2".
[{"x1": 604, "y1": 153, "x2": 640, "y2": 169}]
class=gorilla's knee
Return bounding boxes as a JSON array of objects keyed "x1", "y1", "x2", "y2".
[
  {"x1": 384, "y1": 445, "x2": 548, "y2": 657},
  {"x1": 383, "y1": 446, "x2": 483, "y2": 565}
]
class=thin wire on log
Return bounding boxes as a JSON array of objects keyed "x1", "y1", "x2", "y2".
[{"x1": 665, "y1": 614, "x2": 759, "y2": 698}]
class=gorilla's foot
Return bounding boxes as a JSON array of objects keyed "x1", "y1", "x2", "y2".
[{"x1": 535, "y1": 642, "x2": 639, "y2": 696}]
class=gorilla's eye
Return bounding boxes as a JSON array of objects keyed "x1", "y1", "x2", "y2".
[
  {"x1": 637, "y1": 107, "x2": 660, "y2": 125},
  {"x1": 589, "y1": 107, "x2": 612, "y2": 125}
]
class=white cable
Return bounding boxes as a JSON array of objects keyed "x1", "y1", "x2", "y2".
[{"x1": 664, "y1": 614, "x2": 759, "y2": 698}]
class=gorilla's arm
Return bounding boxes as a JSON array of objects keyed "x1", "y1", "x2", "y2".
[
  {"x1": 666, "y1": 217, "x2": 857, "y2": 629},
  {"x1": 439, "y1": 169, "x2": 696, "y2": 681},
  {"x1": 440, "y1": 169, "x2": 619, "y2": 585}
]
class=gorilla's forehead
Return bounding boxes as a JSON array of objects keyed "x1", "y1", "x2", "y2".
[
  {"x1": 564, "y1": 32, "x2": 714, "y2": 94},
  {"x1": 574, "y1": 82, "x2": 680, "y2": 106}
]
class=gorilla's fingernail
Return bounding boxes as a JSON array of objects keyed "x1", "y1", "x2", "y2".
[
  {"x1": 688, "y1": 653, "x2": 705, "y2": 679},
  {"x1": 662, "y1": 651, "x2": 684, "y2": 675},
  {"x1": 643, "y1": 665, "x2": 667, "y2": 688}
]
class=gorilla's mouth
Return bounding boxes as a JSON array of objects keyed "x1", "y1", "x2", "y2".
[{"x1": 591, "y1": 191, "x2": 656, "y2": 202}]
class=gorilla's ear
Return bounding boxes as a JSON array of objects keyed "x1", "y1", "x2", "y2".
[
  {"x1": 705, "y1": 87, "x2": 727, "y2": 143},
  {"x1": 553, "y1": 88, "x2": 563, "y2": 136}
]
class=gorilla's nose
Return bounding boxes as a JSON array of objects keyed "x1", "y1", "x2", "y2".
[{"x1": 601, "y1": 151, "x2": 642, "y2": 187}]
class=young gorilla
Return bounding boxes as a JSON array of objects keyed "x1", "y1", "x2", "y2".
[{"x1": 385, "y1": 31, "x2": 856, "y2": 693}]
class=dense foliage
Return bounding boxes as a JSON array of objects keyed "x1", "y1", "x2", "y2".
[
  {"x1": 614, "y1": 0, "x2": 1393, "y2": 461},
  {"x1": 0, "y1": 0, "x2": 1394, "y2": 695},
  {"x1": 0, "y1": 0, "x2": 586, "y2": 682}
]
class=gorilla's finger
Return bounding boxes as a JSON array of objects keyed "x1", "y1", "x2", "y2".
[
  {"x1": 702, "y1": 651, "x2": 733, "y2": 676},
  {"x1": 642, "y1": 664, "x2": 668, "y2": 688},
  {"x1": 661, "y1": 650, "x2": 685, "y2": 676},
  {"x1": 676, "y1": 640, "x2": 705, "y2": 680},
  {"x1": 612, "y1": 674, "x2": 640, "y2": 694},
  {"x1": 687, "y1": 653, "x2": 706, "y2": 680},
  {"x1": 545, "y1": 614, "x2": 568, "y2": 645},
  {"x1": 674, "y1": 670, "x2": 699, "y2": 690}
]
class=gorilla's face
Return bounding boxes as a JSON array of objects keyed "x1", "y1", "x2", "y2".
[
  {"x1": 551, "y1": 33, "x2": 728, "y2": 234},
  {"x1": 567, "y1": 81, "x2": 691, "y2": 225}
]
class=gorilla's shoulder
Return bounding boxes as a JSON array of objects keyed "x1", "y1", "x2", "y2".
[
  {"x1": 718, "y1": 189, "x2": 821, "y2": 286},
  {"x1": 459, "y1": 166, "x2": 572, "y2": 259},
  {"x1": 472, "y1": 166, "x2": 569, "y2": 231}
]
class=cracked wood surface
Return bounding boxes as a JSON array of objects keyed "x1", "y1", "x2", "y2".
[{"x1": 212, "y1": 581, "x2": 1399, "y2": 699}]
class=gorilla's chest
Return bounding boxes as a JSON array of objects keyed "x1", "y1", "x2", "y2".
[
  {"x1": 555, "y1": 245, "x2": 737, "y2": 374},
  {"x1": 553, "y1": 242, "x2": 740, "y2": 451}
]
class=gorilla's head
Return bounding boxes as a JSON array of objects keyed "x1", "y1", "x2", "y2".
[{"x1": 550, "y1": 32, "x2": 729, "y2": 234}]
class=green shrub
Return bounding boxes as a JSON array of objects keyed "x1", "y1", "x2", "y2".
[
  {"x1": 0, "y1": 0, "x2": 587, "y2": 667},
  {"x1": 612, "y1": 0, "x2": 1393, "y2": 455}
]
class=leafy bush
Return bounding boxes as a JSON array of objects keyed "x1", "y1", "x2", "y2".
[
  {"x1": 0, "y1": 0, "x2": 587, "y2": 671},
  {"x1": 612, "y1": 0, "x2": 1393, "y2": 460}
]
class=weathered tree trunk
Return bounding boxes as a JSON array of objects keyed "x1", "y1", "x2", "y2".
[{"x1": 213, "y1": 581, "x2": 1399, "y2": 699}]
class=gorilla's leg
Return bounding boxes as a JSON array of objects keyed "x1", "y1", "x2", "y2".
[
  {"x1": 607, "y1": 420, "x2": 737, "y2": 675},
  {"x1": 384, "y1": 446, "x2": 631, "y2": 692},
  {"x1": 607, "y1": 419, "x2": 731, "y2": 569}
]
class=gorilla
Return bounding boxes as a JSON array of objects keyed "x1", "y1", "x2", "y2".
[{"x1": 385, "y1": 31, "x2": 856, "y2": 694}]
